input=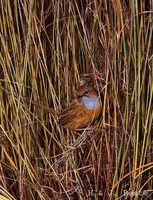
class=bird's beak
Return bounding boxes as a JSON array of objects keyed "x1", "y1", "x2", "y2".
[{"x1": 77, "y1": 94, "x2": 83, "y2": 98}]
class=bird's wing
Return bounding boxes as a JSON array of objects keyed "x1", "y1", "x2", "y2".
[{"x1": 59, "y1": 102, "x2": 88, "y2": 130}]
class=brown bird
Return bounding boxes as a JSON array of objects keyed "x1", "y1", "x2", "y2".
[{"x1": 59, "y1": 85, "x2": 102, "y2": 130}]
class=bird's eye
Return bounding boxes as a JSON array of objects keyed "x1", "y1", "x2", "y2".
[{"x1": 84, "y1": 89, "x2": 89, "y2": 95}]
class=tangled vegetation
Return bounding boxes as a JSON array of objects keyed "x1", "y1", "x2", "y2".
[{"x1": 0, "y1": 1, "x2": 153, "y2": 199}]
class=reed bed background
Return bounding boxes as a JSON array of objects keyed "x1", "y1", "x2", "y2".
[{"x1": 0, "y1": 0, "x2": 153, "y2": 199}]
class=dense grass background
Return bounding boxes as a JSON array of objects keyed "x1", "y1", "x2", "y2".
[{"x1": 0, "y1": 0, "x2": 153, "y2": 199}]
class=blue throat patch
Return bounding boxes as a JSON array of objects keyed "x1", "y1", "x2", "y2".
[{"x1": 80, "y1": 95, "x2": 98, "y2": 110}]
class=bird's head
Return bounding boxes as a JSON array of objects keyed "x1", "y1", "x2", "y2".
[{"x1": 76, "y1": 86, "x2": 98, "y2": 98}]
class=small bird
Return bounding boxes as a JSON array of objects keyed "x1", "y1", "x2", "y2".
[{"x1": 59, "y1": 85, "x2": 102, "y2": 130}]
